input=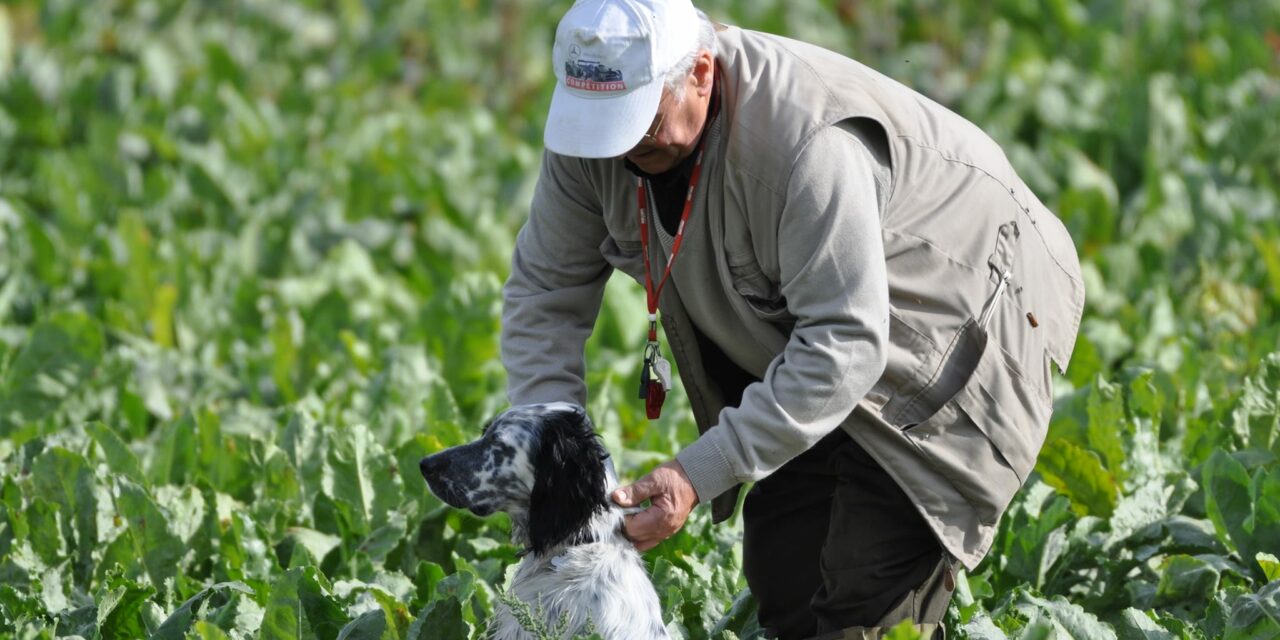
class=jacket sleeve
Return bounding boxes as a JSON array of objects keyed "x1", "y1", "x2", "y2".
[
  {"x1": 502, "y1": 152, "x2": 612, "y2": 406},
  {"x1": 676, "y1": 123, "x2": 891, "y2": 503}
]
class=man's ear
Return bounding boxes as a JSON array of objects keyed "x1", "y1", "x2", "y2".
[
  {"x1": 527, "y1": 408, "x2": 609, "y2": 555},
  {"x1": 691, "y1": 49, "x2": 715, "y2": 98}
]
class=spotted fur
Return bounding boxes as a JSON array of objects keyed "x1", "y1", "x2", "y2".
[{"x1": 420, "y1": 402, "x2": 670, "y2": 640}]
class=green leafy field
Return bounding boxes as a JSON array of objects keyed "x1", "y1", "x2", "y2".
[{"x1": 1, "y1": 0, "x2": 1279, "y2": 638}]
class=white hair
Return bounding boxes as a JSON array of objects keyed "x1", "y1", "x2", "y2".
[{"x1": 663, "y1": 10, "x2": 716, "y2": 100}]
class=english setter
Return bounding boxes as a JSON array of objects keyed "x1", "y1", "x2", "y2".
[{"x1": 420, "y1": 402, "x2": 670, "y2": 640}]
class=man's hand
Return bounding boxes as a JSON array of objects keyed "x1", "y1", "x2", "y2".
[{"x1": 611, "y1": 459, "x2": 700, "y2": 552}]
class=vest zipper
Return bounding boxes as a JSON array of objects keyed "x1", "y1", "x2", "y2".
[{"x1": 978, "y1": 269, "x2": 1012, "y2": 331}]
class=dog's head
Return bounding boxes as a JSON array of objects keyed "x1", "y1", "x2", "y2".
[{"x1": 419, "y1": 402, "x2": 613, "y2": 554}]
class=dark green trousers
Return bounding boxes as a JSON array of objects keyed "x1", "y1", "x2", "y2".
[{"x1": 742, "y1": 430, "x2": 955, "y2": 639}]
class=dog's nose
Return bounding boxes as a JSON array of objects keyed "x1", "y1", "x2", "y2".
[{"x1": 420, "y1": 454, "x2": 448, "y2": 481}]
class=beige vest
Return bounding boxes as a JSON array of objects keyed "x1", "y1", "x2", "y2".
[{"x1": 649, "y1": 26, "x2": 1085, "y2": 569}]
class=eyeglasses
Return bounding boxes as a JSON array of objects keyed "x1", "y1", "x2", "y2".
[
  {"x1": 641, "y1": 92, "x2": 671, "y2": 142},
  {"x1": 642, "y1": 110, "x2": 665, "y2": 142}
]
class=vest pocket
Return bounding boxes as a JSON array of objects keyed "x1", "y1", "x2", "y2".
[
  {"x1": 892, "y1": 318, "x2": 983, "y2": 427},
  {"x1": 728, "y1": 257, "x2": 794, "y2": 323},
  {"x1": 954, "y1": 331, "x2": 1053, "y2": 484},
  {"x1": 901, "y1": 325, "x2": 1030, "y2": 526}
]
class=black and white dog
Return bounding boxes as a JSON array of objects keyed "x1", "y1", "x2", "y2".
[{"x1": 420, "y1": 402, "x2": 670, "y2": 640}]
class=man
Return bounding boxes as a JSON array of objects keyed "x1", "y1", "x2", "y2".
[{"x1": 501, "y1": 0, "x2": 1084, "y2": 637}]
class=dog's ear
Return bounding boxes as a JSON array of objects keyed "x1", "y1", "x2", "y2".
[{"x1": 527, "y1": 407, "x2": 609, "y2": 555}]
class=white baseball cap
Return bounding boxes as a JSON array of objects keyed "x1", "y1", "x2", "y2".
[{"x1": 544, "y1": 0, "x2": 701, "y2": 158}]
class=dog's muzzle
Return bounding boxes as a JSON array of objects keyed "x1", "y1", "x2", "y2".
[
  {"x1": 420, "y1": 453, "x2": 461, "y2": 504},
  {"x1": 420, "y1": 451, "x2": 494, "y2": 516},
  {"x1": 419, "y1": 452, "x2": 448, "y2": 481}
]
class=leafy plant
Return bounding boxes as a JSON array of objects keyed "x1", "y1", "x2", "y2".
[{"x1": 0, "y1": 0, "x2": 1277, "y2": 638}]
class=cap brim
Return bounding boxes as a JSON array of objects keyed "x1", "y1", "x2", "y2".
[{"x1": 544, "y1": 80, "x2": 664, "y2": 159}]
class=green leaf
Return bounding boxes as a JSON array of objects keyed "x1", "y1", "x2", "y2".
[
  {"x1": 280, "y1": 528, "x2": 342, "y2": 569},
  {"x1": 1253, "y1": 232, "x2": 1280, "y2": 302},
  {"x1": 651, "y1": 558, "x2": 689, "y2": 627},
  {"x1": 1037, "y1": 438, "x2": 1119, "y2": 517},
  {"x1": 30, "y1": 447, "x2": 97, "y2": 585},
  {"x1": 396, "y1": 435, "x2": 437, "y2": 511},
  {"x1": 270, "y1": 311, "x2": 299, "y2": 403},
  {"x1": 1128, "y1": 371, "x2": 1166, "y2": 424},
  {"x1": 88, "y1": 422, "x2": 145, "y2": 484},
  {"x1": 94, "y1": 572, "x2": 156, "y2": 640},
  {"x1": 335, "y1": 609, "x2": 389, "y2": 640},
  {"x1": 414, "y1": 561, "x2": 447, "y2": 608},
  {"x1": 407, "y1": 597, "x2": 469, "y2": 640},
  {"x1": 709, "y1": 589, "x2": 762, "y2": 640},
  {"x1": 324, "y1": 424, "x2": 403, "y2": 535},
  {"x1": 259, "y1": 447, "x2": 304, "y2": 512},
  {"x1": 191, "y1": 621, "x2": 234, "y2": 640},
  {"x1": 358, "y1": 511, "x2": 408, "y2": 562},
  {"x1": 148, "y1": 411, "x2": 197, "y2": 486},
  {"x1": 1011, "y1": 590, "x2": 1118, "y2": 639},
  {"x1": 1258, "y1": 553, "x2": 1280, "y2": 582},
  {"x1": 1204, "y1": 450, "x2": 1253, "y2": 553},
  {"x1": 116, "y1": 479, "x2": 184, "y2": 595},
  {"x1": 1202, "y1": 449, "x2": 1280, "y2": 577},
  {"x1": 203, "y1": 590, "x2": 265, "y2": 637},
  {"x1": 1086, "y1": 376, "x2": 1129, "y2": 482},
  {"x1": 1250, "y1": 466, "x2": 1280, "y2": 560},
  {"x1": 55, "y1": 604, "x2": 98, "y2": 639},
  {"x1": 1233, "y1": 353, "x2": 1280, "y2": 455},
  {"x1": 24, "y1": 499, "x2": 65, "y2": 564},
  {"x1": 957, "y1": 611, "x2": 1010, "y2": 640},
  {"x1": 151, "y1": 581, "x2": 254, "y2": 640},
  {"x1": 215, "y1": 509, "x2": 275, "y2": 583},
  {"x1": 260, "y1": 566, "x2": 348, "y2": 640},
  {"x1": 1224, "y1": 580, "x2": 1280, "y2": 640},
  {"x1": 0, "y1": 311, "x2": 104, "y2": 433},
  {"x1": 883, "y1": 620, "x2": 928, "y2": 639},
  {"x1": 1115, "y1": 608, "x2": 1175, "y2": 640},
  {"x1": 1154, "y1": 555, "x2": 1220, "y2": 609},
  {"x1": 434, "y1": 569, "x2": 478, "y2": 609},
  {"x1": 351, "y1": 584, "x2": 414, "y2": 639},
  {"x1": 282, "y1": 409, "x2": 328, "y2": 500}
]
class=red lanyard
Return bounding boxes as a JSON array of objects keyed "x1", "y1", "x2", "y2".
[
  {"x1": 635, "y1": 79, "x2": 718, "y2": 419},
  {"x1": 636, "y1": 148, "x2": 706, "y2": 340},
  {"x1": 634, "y1": 136, "x2": 708, "y2": 419}
]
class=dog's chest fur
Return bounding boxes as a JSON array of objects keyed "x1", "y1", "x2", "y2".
[{"x1": 492, "y1": 515, "x2": 669, "y2": 640}]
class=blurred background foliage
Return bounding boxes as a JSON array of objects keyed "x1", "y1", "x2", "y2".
[{"x1": 0, "y1": 0, "x2": 1278, "y2": 638}]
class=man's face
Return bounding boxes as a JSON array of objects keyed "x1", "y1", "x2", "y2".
[{"x1": 621, "y1": 79, "x2": 704, "y2": 174}]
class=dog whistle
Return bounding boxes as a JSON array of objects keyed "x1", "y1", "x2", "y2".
[{"x1": 653, "y1": 356, "x2": 673, "y2": 391}]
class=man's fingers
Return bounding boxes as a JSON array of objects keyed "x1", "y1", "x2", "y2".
[
  {"x1": 623, "y1": 505, "x2": 666, "y2": 538},
  {"x1": 613, "y1": 461, "x2": 698, "y2": 552},
  {"x1": 611, "y1": 474, "x2": 657, "y2": 507},
  {"x1": 622, "y1": 506, "x2": 677, "y2": 552}
]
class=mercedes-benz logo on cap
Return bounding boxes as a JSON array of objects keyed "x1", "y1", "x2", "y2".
[{"x1": 569, "y1": 44, "x2": 582, "y2": 59}]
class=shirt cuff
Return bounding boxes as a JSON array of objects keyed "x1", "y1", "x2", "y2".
[{"x1": 675, "y1": 428, "x2": 739, "y2": 505}]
